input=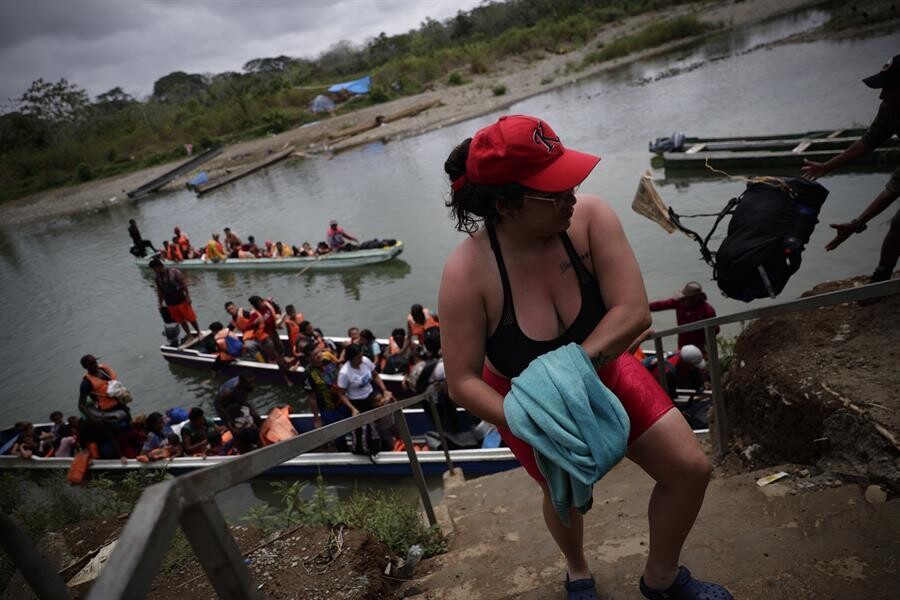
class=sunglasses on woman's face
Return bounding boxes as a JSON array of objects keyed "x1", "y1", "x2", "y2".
[{"x1": 522, "y1": 185, "x2": 579, "y2": 204}]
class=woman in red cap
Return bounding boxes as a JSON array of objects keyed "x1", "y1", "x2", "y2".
[{"x1": 438, "y1": 115, "x2": 730, "y2": 600}]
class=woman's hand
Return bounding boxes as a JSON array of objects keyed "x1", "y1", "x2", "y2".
[{"x1": 801, "y1": 159, "x2": 828, "y2": 181}]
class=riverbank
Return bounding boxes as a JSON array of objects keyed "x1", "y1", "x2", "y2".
[{"x1": 0, "y1": 0, "x2": 823, "y2": 227}]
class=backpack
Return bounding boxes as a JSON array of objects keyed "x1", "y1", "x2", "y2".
[
  {"x1": 669, "y1": 176, "x2": 829, "y2": 302},
  {"x1": 225, "y1": 335, "x2": 244, "y2": 357},
  {"x1": 382, "y1": 353, "x2": 408, "y2": 375}
]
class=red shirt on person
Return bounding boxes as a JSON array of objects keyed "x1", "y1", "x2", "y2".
[{"x1": 648, "y1": 298, "x2": 718, "y2": 351}]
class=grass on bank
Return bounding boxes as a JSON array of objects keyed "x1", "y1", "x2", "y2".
[{"x1": 582, "y1": 15, "x2": 720, "y2": 68}]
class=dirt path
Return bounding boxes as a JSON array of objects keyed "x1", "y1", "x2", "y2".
[{"x1": 0, "y1": 0, "x2": 819, "y2": 227}]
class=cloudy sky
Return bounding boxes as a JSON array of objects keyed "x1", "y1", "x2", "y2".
[{"x1": 0, "y1": 0, "x2": 483, "y2": 104}]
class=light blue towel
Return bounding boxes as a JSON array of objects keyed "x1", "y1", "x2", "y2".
[{"x1": 504, "y1": 343, "x2": 630, "y2": 527}]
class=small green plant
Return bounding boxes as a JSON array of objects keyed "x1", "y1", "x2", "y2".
[
  {"x1": 76, "y1": 162, "x2": 93, "y2": 181},
  {"x1": 447, "y1": 72, "x2": 465, "y2": 86},
  {"x1": 469, "y1": 55, "x2": 488, "y2": 74},
  {"x1": 262, "y1": 108, "x2": 289, "y2": 133},
  {"x1": 539, "y1": 76, "x2": 554, "y2": 85},
  {"x1": 491, "y1": 83, "x2": 507, "y2": 96}
]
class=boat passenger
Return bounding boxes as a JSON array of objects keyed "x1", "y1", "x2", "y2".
[
  {"x1": 802, "y1": 52, "x2": 900, "y2": 286},
  {"x1": 165, "y1": 433, "x2": 184, "y2": 458},
  {"x1": 315, "y1": 241, "x2": 332, "y2": 255},
  {"x1": 236, "y1": 244, "x2": 255, "y2": 259},
  {"x1": 275, "y1": 241, "x2": 291, "y2": 257},
  {"x1": 205, "y1": 233, "x2": 227, "y2": 262},
  {"x1": 117, "y1": 415, "x2": 147, "y2": 459},
  {"x1": 38, "y1": 411, "x2": 65, "y2": 455},
  {"x1": 78, "y1": 354, "x2": 130, "y2": 459},
  {"x1": 438, "y1": 115, "x2": 728, "y2": 599},
  {"x1": 209, "y1": 321, "x2": 242, "y2": 368},
  {"x1": 283, "y1": 305, "x2": 305, "y2": 358},
  {"x1": 214, "y1": 375, "x2": 261, "y2": 445},
  {"x1": 181, "y1": 407, "x2": 219, "y2": 455},
  {"x1": 223, "y1": 227, "x2": 242, "y2": 254},
  {"x1": 206, "y1": 430, "x2": 234, "y2": 456},
  {"x1": 9, "y1": 422, "x2": 37, "y2": 458},
  {"x1": 224, "y1": 301, "x2": 261, "y2": 357},
  {"x1": 249, "y1": 296, "x2": 284, "y2": 354},
  {"x1": 150, "y1": 257, "x2": 200, "y2": 339},
  {"x1": 326, "y1": 219, "x2": 358, "y2": 251},
  {"x1": 264, "y1": 240, "x2": 276, "y2": 257},
  {"x1": 173, "y1": 226, "x2": 192, "y2": 257},
  {"x1": 359, "y1": 329, "x2": 381, "y2": 365},
  {"x1": 646, "y1": 345, "x2": 707, "y2": 400},
  {"x1": 55, "y1": 417, "x2": 79, "y2": 458},
  {"x1": 78, "y1": 355, "x2": 128, "y2": 417},
  {"x1": 407, "y1": 304, "x2": 439, "y2": 345},
  {"x1": 337, "y1": 343, "x2": 394, "y2": 414},
  {"x1": 141, "y1": 412, "x2": 167, "y2": 456},
  {"x1": 300, "y1": 242, "x2": 314, "y2": 257},
  {"x1": 304, "y1": 342, "x2": 357, "y2": 452},
  {"x1": 381, "y1": 328, "x2": 410, "y2": 374},
  {"x1": 247, "y1": 235, "x2": 261, "y2": 257},
  {"x1": 128, "y1": 219, "x2": 157, "y2": 258},
  {"x1": 649, "y1": 282, "x2": 718, "y2": 352},
  {"x1": 162, "y1": 240, "x2": 183, "y2": 262}
]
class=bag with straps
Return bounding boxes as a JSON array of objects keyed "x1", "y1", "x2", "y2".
[{"x1": 669, "y1": 176, "x2": 828, "y2": 302}]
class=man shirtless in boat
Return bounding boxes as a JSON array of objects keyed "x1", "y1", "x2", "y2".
[
  {"x1": 802, "y1": 52, "x2": 900, "y2": 285},
  {"x1": 223, "y1": 227, "x2": 242, "y2": 254}
]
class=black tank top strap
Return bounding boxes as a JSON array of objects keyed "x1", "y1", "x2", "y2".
[
  {"x1": 558, "y1": 231, "x2": 592, "y2": 286},
  {"x1": 486, "y1": 222, "x2": 516, "y2": 326}
]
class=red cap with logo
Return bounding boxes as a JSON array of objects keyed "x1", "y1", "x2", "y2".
[{"x1": 452, "y1": 115, "x2": 600, "y2": 193}]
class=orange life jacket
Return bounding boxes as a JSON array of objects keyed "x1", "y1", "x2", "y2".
[
  {"x1": 67, "y1": 450, "x2": 92, "y2": 484},
  {"x1": 84, "y1": 364, "x2": 118, "y2": 411},
  {"x1": 215, "y1": 329, "x2": 237, "y2": 362},
  {"x1": 232, "y1": 308, "x2": 258, "y2": 341},
  {"x1": 284, "y1": 317, "x2": 303, "y2": 355},
  {"x1": 409, "y1": 310, "x2": 439, "y2": 341},
  {"x1": 176, "y1": 233, "x2": 190, "y2": 255},
  {"x1": 259, "y1": 406, "x2": 298, "y2": 446},
  {"x1": 167, "y1": 244, "x2": 183, "y2": 262}
]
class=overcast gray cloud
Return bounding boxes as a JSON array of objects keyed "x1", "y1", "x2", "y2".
[{"x1": 0, "y1": 0, "x2": 482, "y2": 104}]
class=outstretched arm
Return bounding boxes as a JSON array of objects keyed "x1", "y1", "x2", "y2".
[
  {"x1": 801, "y1": 139, "x2": 870, "y2": 180},
  {"x1": 826, "y1": 187, "x2": 900, "y2": 251}
]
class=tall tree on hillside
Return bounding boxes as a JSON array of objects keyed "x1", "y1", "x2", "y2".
[
  {"x1": 16, "y1": 78, "x2": 89, "y2": 123},
  {"x1": 95, "y1": 87, "x2": 136, "y2": 111},
  {"x1": 152, "y1": 71, "x2": 207, "y2": 101},
  {"x1": 242, "y1": 55, "x2": 294, "y2": 74}
]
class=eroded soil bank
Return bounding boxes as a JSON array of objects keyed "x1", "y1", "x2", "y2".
[{"x1": 721, "y1": 274, "x2": 900, "y2": 491}]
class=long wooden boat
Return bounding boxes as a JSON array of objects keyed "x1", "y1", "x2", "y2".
[
  {"x1": 136, "y1": 241, "x2": 403, "y2": 271},
  {"x1": 161, "y1": 332, "x2": 410, "y2": 393},
  {"x1": 653, "y1": 128, "x2": 899, "y2": 170},
  {"x1": 0, "y1": 409, "x2": 519, "y2": 477}
]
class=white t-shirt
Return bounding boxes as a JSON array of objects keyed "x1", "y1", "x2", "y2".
[{"x1": 338, "y1": 356, "x2": 376, "y2": 400}]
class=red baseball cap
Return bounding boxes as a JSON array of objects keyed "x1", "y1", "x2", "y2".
[{"x1": 453, "y1": 115, "x2": 600, "y2": 193}]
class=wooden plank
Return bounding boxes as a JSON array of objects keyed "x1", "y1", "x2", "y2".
[
  {"x1": 195, "y1": 147, "x2": 294, "y2": 196},
  {"x1": 127, "y1": 148, "x2": 222, "y2": 199},
  {"x1": 792, "y1": 141, "x2": 812, "y2": 153},
  {"x1": 685, "y1": 143, "x2": 706, "y2": 154},
  {"x1": 826, "y1": 129, "x2": 845, "y2": 138}
]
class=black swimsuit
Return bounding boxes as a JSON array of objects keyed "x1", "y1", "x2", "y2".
[{"x1": 484, "y1": 222, "x2": 608, "y2": 378}]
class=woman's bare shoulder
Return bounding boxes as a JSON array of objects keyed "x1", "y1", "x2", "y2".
[{"x1": 442, "y1": 230, "x2": 491, "y2": 281}]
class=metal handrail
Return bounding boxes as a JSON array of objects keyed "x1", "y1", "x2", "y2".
[
  {"x1": 85, "y1": 390, "x2": 446, "y2": 599},
  {"x1": 648, "y1": 278, "x2": 900, "y2": 456}
]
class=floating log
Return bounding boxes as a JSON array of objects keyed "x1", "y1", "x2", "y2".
[
  {"x1": 326, "y1": 98, "x2": 442, "y2": 141},
  {"x1": 127, "y1": 147, "x2": 222, "y2": 199},
  {"x1": 195, "y1": 147, "x2": 295, "y2": 196}
]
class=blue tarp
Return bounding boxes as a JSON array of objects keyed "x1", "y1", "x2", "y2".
[
  {"x1": 310, "y1": 94, "x2": 336, "y2": 113},
  {"x1": 327, "y1": 75, "x2": 371, "y2": 95}
]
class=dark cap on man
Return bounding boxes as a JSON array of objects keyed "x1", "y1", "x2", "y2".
[
  {"x1": 80, "y1": 354, "x2": 98, "y2": 368},
  {"x1": 863, "y1": 54, "x2": 900, "y2": 89}
]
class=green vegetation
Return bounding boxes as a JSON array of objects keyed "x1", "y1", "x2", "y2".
[
  {"x1": 242, "y1": 477, "x2": 446, "y2": 557},
  {"x1": 447, "y1": 71, "x2": 466, "y2": 86},
  {"x1": 491, "y1": 83, "x2": 508, "y2": 96},
  {"x1": 583, "y1": 15, "x2": 719, "y2": 68},
  {"x1": 0, "y1": 0, "x2": 697, "y2": 204}
]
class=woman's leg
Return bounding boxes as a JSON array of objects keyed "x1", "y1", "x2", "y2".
[
  {"x1": 538, "y1": 481, "x2": 591, "y2": 580},
  {"x1": 626, "y1": 409, "x2": 712, "y2": 590}
]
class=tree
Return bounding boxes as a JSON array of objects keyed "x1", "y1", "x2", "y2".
[
  {"x1": 242, "y1": 55, "x2": 294, "y2": 74},
  {"x1": 95, "y1": 86, "x2": 135, "y2": 111},
  {"x1": 152, "y1": 71, "x2": 207, "y2": 101},
  {"x1": 16, "y1": 78, "x2": 89, "y2": 123}
]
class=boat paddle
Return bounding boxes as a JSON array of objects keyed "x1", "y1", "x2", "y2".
[{"x1": 297, "y1": 254, "x2": 322, "y2": 277}]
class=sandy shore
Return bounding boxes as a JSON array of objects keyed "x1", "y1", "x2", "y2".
[{"x1": 0, "y1": 0, "x2": 819, "y2": 227}]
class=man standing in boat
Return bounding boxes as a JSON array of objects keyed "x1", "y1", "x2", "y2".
[
  {"x1": 802, "y1": 53, "x2": 900, "y2": 285},
  {"x1": 326, "y1": 219, "x2": 358, "y2": 251},
  {"x1": 149, "y1": 257, "x2": 200, "y2": 341}
]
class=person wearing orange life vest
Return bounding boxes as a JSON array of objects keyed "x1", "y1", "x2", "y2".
[
  {"x1": 150, "y1": 257, "x2": 200, "y2": 339},
  {"x1": 407, "y1": 303, "x2": 439, "y2": 344},
  {"x1": 209, "y1": 321, "x2": 242, "y2": 368},
  {"x1": 225, "y1": 301, "x2": 262, "y2": 357},
  {"x1": 283, "y1": 304, "x2": 305, "y2": 358},
  {"x1": 78, "y1": 354, "x2": 125, "y2": 414},
  {"x1": 161, "y1": 240, "x2": 183, "y2": 262},
  {"x1": 173, "y1": 226, "x2": 191, "y2": 257},
  {"x1": 77, "y1": 354, "x2": 130, "y2": 461},
  {"x1": 248, "y1": 296, "x2": 294, "y2": 385},
  {"x1": 205, "y1": 233, "x2": 227, "y2": 262}
]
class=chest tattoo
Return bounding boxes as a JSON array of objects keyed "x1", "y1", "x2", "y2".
[{"x1": 560, "y1": 249, "x2": 591, "y2": 274}]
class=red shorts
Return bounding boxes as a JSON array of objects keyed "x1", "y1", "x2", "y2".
[
  {"x1": 484, "y1": 352, "x2": 674, "y2": 483},
  {"x1": 167, "y1": 301, "x2": 197, "y2": 325}
]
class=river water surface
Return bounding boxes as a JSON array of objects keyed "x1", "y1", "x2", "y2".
[{"x1": 1, "y1": 10, "x2": 894, "y2": 456}]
